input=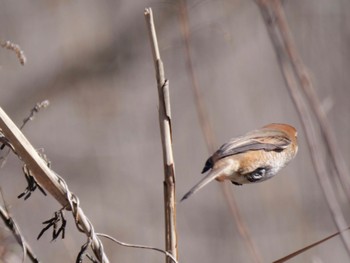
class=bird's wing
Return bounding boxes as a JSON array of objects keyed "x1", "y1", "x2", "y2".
[{"x1": 214, "y1": 129, "x2": 291, "y2": 160}]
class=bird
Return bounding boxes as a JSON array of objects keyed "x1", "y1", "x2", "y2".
[{"x1": 180, "y1": 123, "x2": 298, "y2": 201}]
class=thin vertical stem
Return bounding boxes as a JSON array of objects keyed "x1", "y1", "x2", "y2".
[
  {"x1": 177, "y1": 1, "x2": 263, "y2": 262},
  {"x1": 0, "y1": 205, "x2": 40, "y2": 262},
  {"x1": 270, "y1": 0, "x2": 350, "y2": 201},
  {"x1": 144, "y1": 8, "x2": 178, "y2": 263},
  {"x1": 256, "y1": 0, "x2": 350, "y2": 257}
]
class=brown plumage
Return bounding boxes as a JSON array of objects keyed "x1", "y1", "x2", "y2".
[{"x1": 181, "y1": 123, "x2": 298, "y2": 201}]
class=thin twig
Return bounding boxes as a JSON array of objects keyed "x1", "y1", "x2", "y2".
[
  {"x1": 273, "y1": 226, "x2": 350, "y2": 263},
  {"x1": 178, "y1": 0, "x2": 217, "y2": 153},
  {"x1": 97, "y1": 233, "x2": 178, "y2": 263},
  {"x1": 255, "y1": 0, "x2": 350, "y2": 257},
  {"x1": 177, "y1": 1, "x2": 263, "y2": 262},
  {"x1": 221, "y1": 182, "x2": 263, "y2": 263},
  {"x1": 0, "y1": 190, "x2": 40, "y2": 262},
  {"x1": 0, "y1": 40, "x2": 26, "y2": 65},
  {"x1": 144, "y1": 8, "x2": 178, "y2": 263},
  {"x1": 20, "y1": 100, "x2": 50, "y2": 130},
  {"x1": 0, "y1": 108, "x2": 109, "y2": 263}
]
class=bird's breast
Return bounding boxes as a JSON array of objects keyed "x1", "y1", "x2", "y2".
[{"x1": 215, "y1": 146, "x2": 296, "y2": 184}]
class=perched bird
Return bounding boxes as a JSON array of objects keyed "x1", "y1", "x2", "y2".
[{"x1": 181, "y1": 123, "x2": 298, "y2": 201}]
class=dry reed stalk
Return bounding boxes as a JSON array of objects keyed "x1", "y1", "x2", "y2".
[
  {"x1": 270, "y1": 0, "x2": 350, "y2": 200},
  {"x1": 255, "y1": 0, "x2": 350, "y2": 258},
  {"x1": 144, "y1": 8, "x2": 178, "y2": 263},
  {"x1": 177, "y1": 1, "x2": 263, "y2": 262},
  {"x1": 0, "y1": 107, "x2": 109, "y2": 263}
]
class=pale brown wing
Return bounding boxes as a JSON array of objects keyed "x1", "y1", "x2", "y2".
[
  {"x1": 217, "y1": 129, "x2": 291, "y2": 158},
  {"x1": 202, "y1": 129, "x2": 291, "y2": 173}
]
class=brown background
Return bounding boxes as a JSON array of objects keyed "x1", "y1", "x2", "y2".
[{"x1": 0, "y1": 0, "x2": 349, "y2": 262}]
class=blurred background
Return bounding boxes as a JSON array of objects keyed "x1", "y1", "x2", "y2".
[{"x1": 0, "y1": 0, "x2": 350, "y2": 262}]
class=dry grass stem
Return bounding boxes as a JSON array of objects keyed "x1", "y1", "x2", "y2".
[
  {"x1": 178, "y1": 0, "x2": 217, "y2": 153},
  {"x1": 1, "y1": 100, "x2": 50, "y2": 168},
  {"x1": 97, "y1": 233, "x2": 178, "y2": 263},
  {"x1": 0, "y1": 190, "x2": 40, "y2": 263},
  {"x1": 0, "y1": 107, "x2": 68, "y2": 206},
  {"x1": 270, "y1": 0, "x2": 350, "y2": 200},
  {"x1": 20, "y1": 100, "x2": 50, "y2": 130},
  {"x1": 0, "y1": 107, "x2": 109, "y2": 263},
  {"x1": 177, "y1": 1, "x2": 263, "y2": 262},
  {"x1": 256, "y1": 0, "x2": 350, "y2": 258},
  {"x1": 144, "y1": 8, "x2": 178, "y2": 263},
  {"x1": 221, "y1": 182, "x2": 263, "y2": 263},
  {"x1": 273, "y1": 226, "x2": 350, "y2": 263}
]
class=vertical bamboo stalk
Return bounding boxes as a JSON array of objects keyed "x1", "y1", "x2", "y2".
[{"x1": 144, "y1": 8, "x2": 178, "y2": 263}]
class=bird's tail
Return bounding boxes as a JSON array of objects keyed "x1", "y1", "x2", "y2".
[{"x1": 180, "y1": 166, "x2": 227, "y2": 202}]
